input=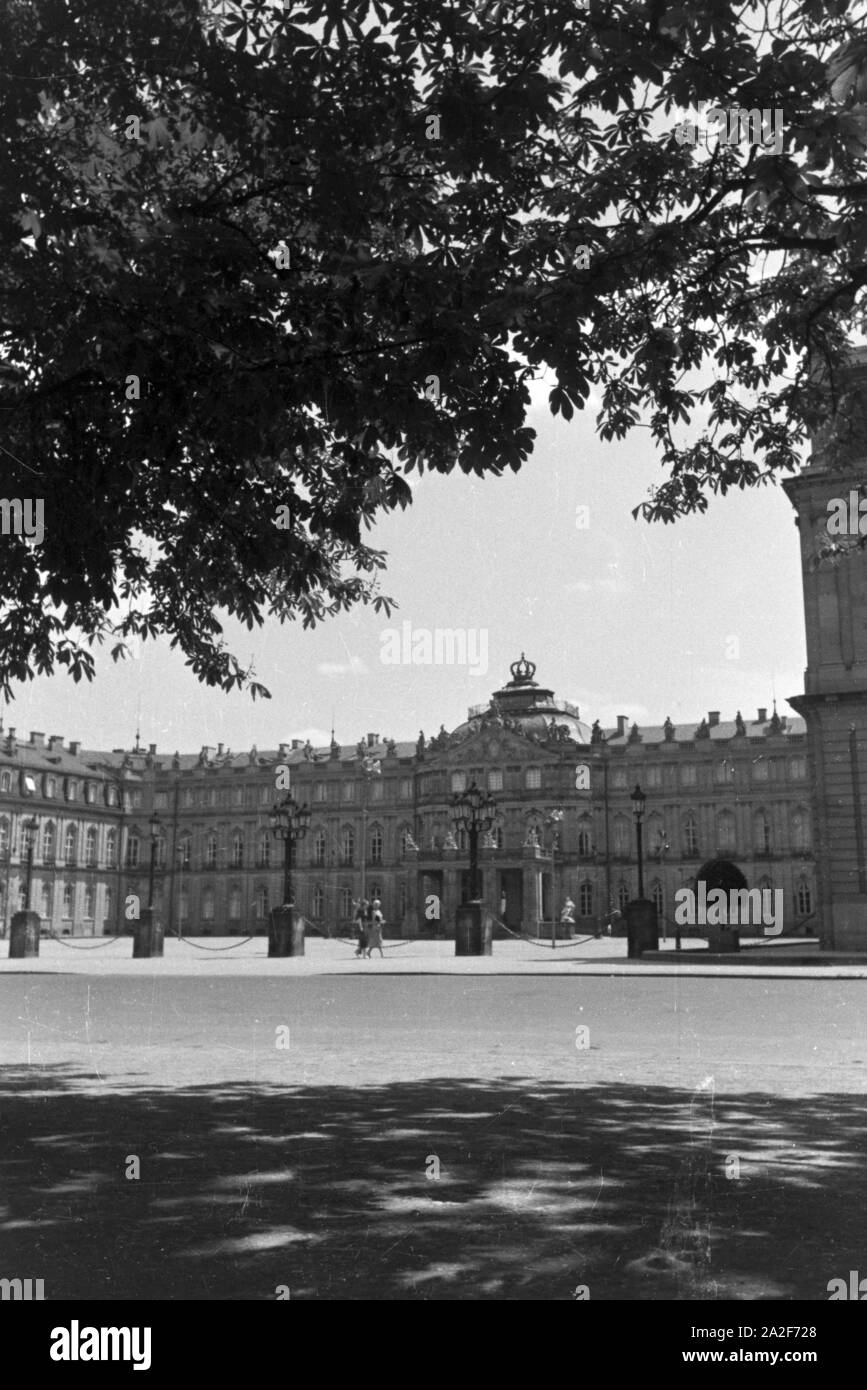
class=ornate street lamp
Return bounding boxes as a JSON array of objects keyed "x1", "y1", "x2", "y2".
[
  {"x1": 23, "y1": 816, "x2": 38, "y2": 912},
  {"x1": 630, "y1": 784, "x2": 646, "y2": 899},
  {"x1": 359, "y1": 752, "x2": 381, "y2": 904},
  {"x1": 545, "y1": 809, "x2": 564, "y2": 949},
  {"x1": 451, "y1": 780, "x2": 497, "y2": 903},
  {"x1": 269, "y1": 793, "x2": 312, "y2": 907},
  {"x1": 147, "y1": 811, "x2": 161, "y2": 910}
]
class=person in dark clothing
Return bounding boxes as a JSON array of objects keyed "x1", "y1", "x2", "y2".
[{"x1": 354, "y1": 898, "x2": 369, "y2": 957}]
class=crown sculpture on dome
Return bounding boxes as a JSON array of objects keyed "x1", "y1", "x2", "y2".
[{"x1": 508, "y1": 652, "x2": 537, "y2": 686}]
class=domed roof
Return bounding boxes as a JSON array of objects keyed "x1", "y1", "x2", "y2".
[{"x1": 450, "y1": 655, "x2": 593, "y2": 745}]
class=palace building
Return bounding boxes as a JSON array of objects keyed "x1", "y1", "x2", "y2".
[
  {"x1": 16, "y1": 340, "x2": 867, "y2": 947},
  {"x1": 0, "y1": 654, "x2": 815, "y2": 940}
]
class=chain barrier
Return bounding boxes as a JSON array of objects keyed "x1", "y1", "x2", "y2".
[
  {"x1": 46, "y1": 927, "x2": 126, "y2": 949},
  {"x1": 171, "y1": 927, "x2": 255, "y2": 951}
]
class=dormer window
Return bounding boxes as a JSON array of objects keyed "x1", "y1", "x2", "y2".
[
  {"x1": 22, "y1": 774, "x2": 37, "y2": 795},
  {"x1": 0, "y1": 771, "x2": 10, "y2": 794}
]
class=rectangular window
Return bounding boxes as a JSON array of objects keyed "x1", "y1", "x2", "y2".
[
  {"x1": 399, "y1": 778, "x2": 413, "y2": 800},
  {"x1": 611, "y1": 769, "x2": 628, "y2": 789},
  {"x1": 679, "y1": 764, "x2": 697, "y2": 786},
  {"x1": 370, "y1": 780, "x2": 383, "y2": 802},
  {"x1": 752, "y1": 760, "x2": 769, "y2": 781},
  {"x1": 525, "y1": 768, "x2": 541, "y2": 789},
  {"x1": 343, "y1": 781, "x2": 356, "y2": 802},
  {"x1": 645, "y1": 766, "x2": 661, "y2": 787},
  {"x1": 314, "y1": 783, "x2": 327, "y2": 803},
  {"x1": 487, "y1": 770, "x2": 503, "y2": 792},
  {"x1": 451, "y1": 772, "x2": 467, "y2": 794},
  {"x1": 153, "y1": 792, "x2": 168, "y2": 810}
]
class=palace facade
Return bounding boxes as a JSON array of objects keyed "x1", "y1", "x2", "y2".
[{"x1": 0, "y1": 654, "x2": 815, "y2": 940}]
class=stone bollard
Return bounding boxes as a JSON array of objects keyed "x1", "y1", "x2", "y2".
[
  {"x1": 9, "y1": 910, "x2": 40, "y2": 958},
  {"x1": 454, "y1": 902, "x2": 493, "y2": 956},
  {"x1": 625, "y1": 899, "x2": 659, "y2": 959},
  {"x1": 268, "y1": 905, "x2": 305, "y2": 957},
  {"x1": 132, "y1": 906, "x2": 164, "y2": 959}
]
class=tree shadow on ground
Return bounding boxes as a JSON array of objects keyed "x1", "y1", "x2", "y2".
[{"x1": 1, "y1": 1066, "x2": 863, "y2": 1301}]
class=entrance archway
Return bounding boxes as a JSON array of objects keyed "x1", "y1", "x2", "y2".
[{"x1": 696, "y1": 858, "x2": 748, "y2": 894}]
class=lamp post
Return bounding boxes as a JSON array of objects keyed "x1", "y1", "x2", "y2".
[
  {"x1": 269, "y1": 793, "x2": 311, "y2": 908},
  {"x1": 451, "y1": 780, "x2": 497, "y2": 903},
  {"x1": 546, "y1": 809, "x2": 564, "y2": 949},
  {"x1": 147, "y1": 811, "x2": 161, "y2": 910},
  {"x1": 359, "y1": 753, "x2": 381, "y2": 903},
  {"x1": 630, "y1": 784, "x2": 646, "y2": 899},
  {"x1": 23, "y1": 816, "x2": 38, "y2": 911}
]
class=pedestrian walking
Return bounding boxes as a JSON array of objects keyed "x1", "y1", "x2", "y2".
[
  {"x1": 365, "y1": 899, "x2": 385, "y2": 958},
  {"x1": 353, "y1": 898, "x2": 369, "y2": 957}
]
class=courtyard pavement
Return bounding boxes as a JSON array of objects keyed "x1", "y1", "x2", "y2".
[{"x1": 0, "y1": 932, "x2": 862, "y2": 978}]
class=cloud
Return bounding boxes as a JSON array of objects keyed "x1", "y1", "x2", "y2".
[
  {"x1": 316, "y1": 656, "x2": 369, "y2": 677},
  {"x1": 285, "y1": 728, "x2": 332, "y2": 746}
]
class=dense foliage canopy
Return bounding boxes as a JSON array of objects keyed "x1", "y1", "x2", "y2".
[{"x1": 2, "y1": 0, "x2": 866, "y2": 695}]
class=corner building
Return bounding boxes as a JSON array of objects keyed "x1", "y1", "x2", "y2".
[{"x1": 0, "y1": 656, "x2": 815, "y2": 939}]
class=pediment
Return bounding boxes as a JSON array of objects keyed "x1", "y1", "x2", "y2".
[{"x1": 431, "y1": 724, "x2": 556, "y2": 766}]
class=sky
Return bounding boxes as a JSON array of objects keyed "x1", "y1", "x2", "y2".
[{"x1": 2, "y1": 374, "x2": 809, "y2": 755}]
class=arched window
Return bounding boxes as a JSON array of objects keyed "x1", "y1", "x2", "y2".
[
  {"x1": 232, "y1": 832, "x2": 244, "y2": 868},
  {"x1": 229, "y1": 888, "x2": 242, "y2": 920},
  {"x1": 62, "y1": 882, "x2": 74, "y2": 918},
  {"x1": 84, "y1": 886, "x2": 94, "y2": 919},
  {"x1": 578, "y1": 881, "x2": 594, "y2": 917},
  {"x1": 456, "y1": 826, "x2": 468, "y2": 852},
  {"x1": 370, "y1": 827, "x2": 383, "y2": 864},
  {"x1": 202, "y1": 888, "x2": 215, "y2": 921},
  {"x1": 85, "y1": 826, "x2": 97, "y2": 866},
  {"x1": 41, "y1": 882, "x2": 52, "y2": 919},
  {"x1": 0, "y1": 770, "x2": 10, "y2": 793},
  {"x1": 754, "y1": 812, "x2": 771, "y2": 853},
  {"x1": 796, "y1": 879, "x2": 812, "y2": 915},
  {"x1": 651, "y1": 879, "x2": 664, "y2": 916},
  {"x1": 312, "y1": 884, "x2": 324, "y2": 918},
  {"x1": 577, "y1": 818, "x2": 593, "y2": 858},
  {"x1": 339, "y1": 886, "x2": 352, "y2": 919},
  {"x1": 494, "y1": 825, "x2": 504, "y2": 849},
  {"x1": 255, "y1": 886, "x2": 269, "y2": 919},
  {"x1": 257, "y1": 832, "x2": 271, "y2": 868},
  {"x1": 17, "y1": 881, "x2": 27, "y2": 910},
  {"x1": 179, "y1": 891, "x2": 189, "y2": 922},
  {"x1": 125, "y1": 832, "x2": 138, "y2": 868},
  {"x1": 205, "y1": 835, "x2": 218, "y2": 868},
  {"x1": 341, "y1": 826, "x2": 355, "y2": 865},
  {"x1": 617, "y1": 880, "x2": 630, "y2": 910},
  {"x1": 400, "y1": 827, "x2": 414, "y2": 857},
  {"x1": 313, "y1": 829, "x2": 327, "y2": 866},
  {"x1": 682, "y1": 814, "x2": 699, "y2": 856},
  {"x1": 612, "y1": 816, "x2": 630, "y2": 857},
  {"x1": 0, "y1": 818, "x2": 9, "y2": 855},
  {"x1": 177, "y1": 835, "x2": 190, "y2": 868},
  {"x1": 716, "y1": 810, "x2": 735, "y2": 853},
  {"x1": 66, "y1": 824, "x2": 78, "y2": 863},
  {"x1": 792, "y1": 808, "x2": 811, "y2": 851},
  {"x1": 42, "y1": 822, "x2": 56, "y2": 861},
  {"x1": 104, "y1": 888, "x2": 114, "y2": 925}
]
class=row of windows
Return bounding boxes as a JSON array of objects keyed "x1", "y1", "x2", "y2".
[
  {"x1": 0, "y1": 881, "x2": 115, "y2": 919},
  {"x1": 574, "y1": 878, "x2": 813, "y2": 918},
  {"x1": 0, "y1": 819, "x2": 121, "y2": 865},
  {"x1": 0, "y1": 770, "x2": 123, "y2": 804},
  {"x1": 174, "y1": 785, "x2": 278, "y2": 810}
]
